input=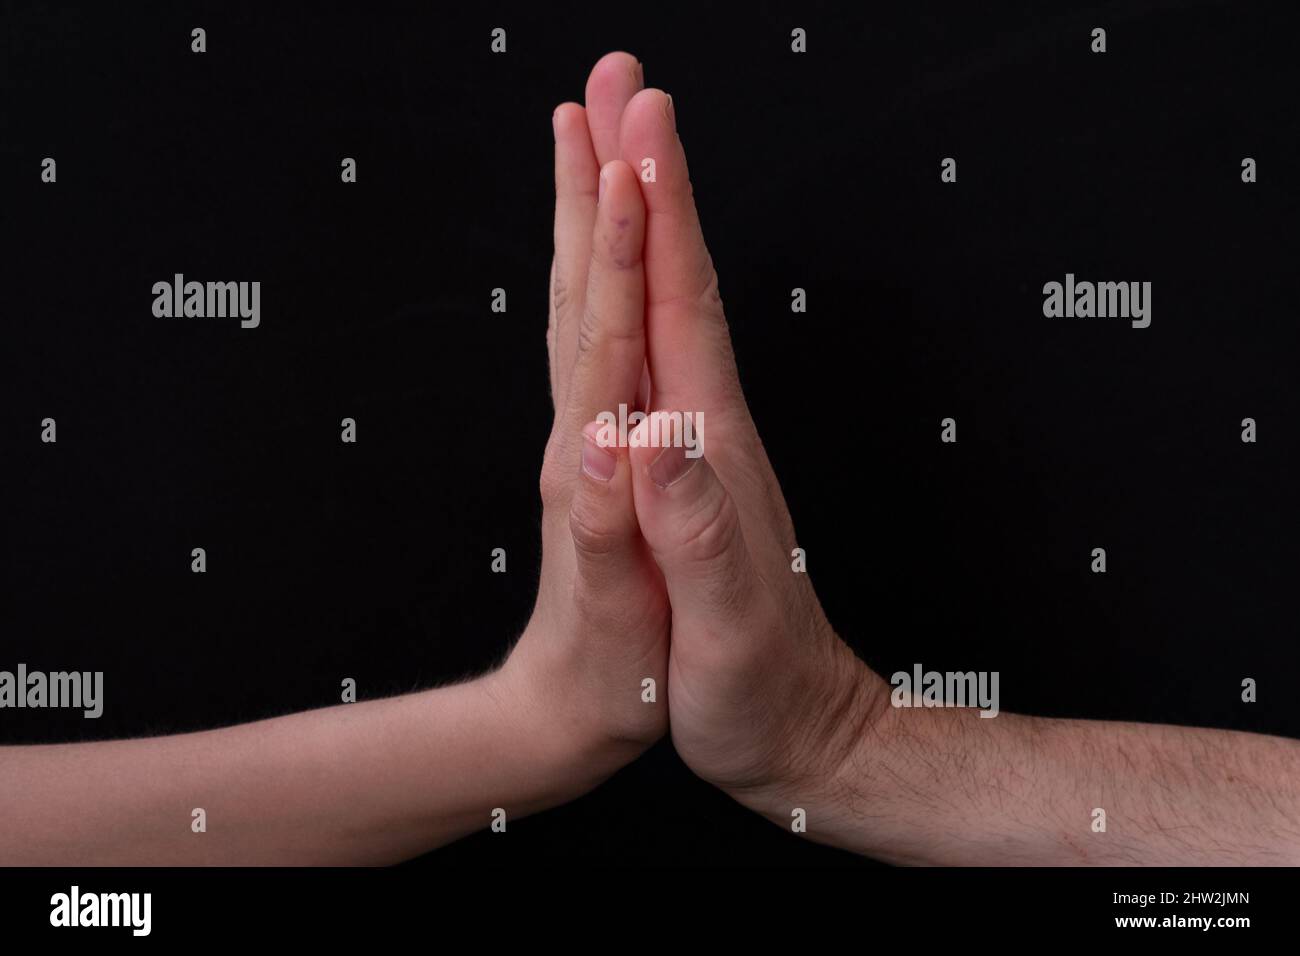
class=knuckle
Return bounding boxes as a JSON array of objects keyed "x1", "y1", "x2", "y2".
[
  {"x1": 576, "y1": 306, "x2": 600, "y2": 358},
  {"x1": 669, "y1": 485, "x2": 758, "y2": 622},
  {"x1": 696, "y1": 261, "x2": 723, "y2": 314},
  {"x1": 578, "y1": 302, "x2": 643, "y2": 360},
  {"x1": 552, "y1": 269, "x2": 575, "y2": 322},
  {"x1": 568, "y1": 495, "x2": 627, "y2": 559},
  {"x1": 538, "y1": 453, "x2": 569, "y2": 511},
  {"x1": 674, "y1": 484, "x2": 740, "y2": 568}
]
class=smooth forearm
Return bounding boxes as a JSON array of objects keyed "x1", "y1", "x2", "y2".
[{"x1": 0, "y1": 667, "x2": 597, "y2": 865}]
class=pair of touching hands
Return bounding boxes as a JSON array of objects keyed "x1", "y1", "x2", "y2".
[
  {"x1": 497, "y1": 51, "x2": 877, "y2": 824},
  {"x1": 3, "y1": 51, "x2": 870, "y2": 867},
  {"x1": 491, "y1": 53, "x2": 1300, "y2": 867},
  {"x1": 9, "y1": 53, "x2": 1296, "y2": 868}
]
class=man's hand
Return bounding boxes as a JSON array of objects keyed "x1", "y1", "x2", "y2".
[
  {"x1": 615, "y1": 78, "x2": 1300, "y2": 866},
  {"x1": 611, "y1": 86, "x2": 882, "y2": 810}
]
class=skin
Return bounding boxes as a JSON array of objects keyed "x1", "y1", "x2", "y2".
[
  {"x1": 3, "y1": 52, "x2": 1298, "y2": 867},
  {"x1": 610, "y1": 65, "x2": 1300, "y2": 866},
  {"x1": 0, "y1": 52, "x2": 662, "y2": 866}
]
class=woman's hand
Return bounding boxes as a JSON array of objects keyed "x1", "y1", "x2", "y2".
[{"x1": 493, "y1": 54, "x2": 671, "y2": 798}]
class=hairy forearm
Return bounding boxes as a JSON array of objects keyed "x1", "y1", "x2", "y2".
[
  {"x1": 0, "y1": 667, "x2": 594, "y2": 865},
  {"x1": 749, "y1": 661, "x2": 1300, "y2": 865}
]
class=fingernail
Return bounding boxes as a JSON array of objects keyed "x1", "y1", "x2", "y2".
[
  {"x1": 636, "y1": 59, "x2": 645, "y2": 86},
  {"x1": 648, "y1": 444, "x2": 697, "y2": 489},
  {"x1": 552, "y1": 108, "x2": 560, "y2": 140},
  {"x1": 598, "y1": 167, "x2": 607, "y2": 205},
  {"x1": 665, "y1": 93, "x2": 675, "y2": 129},
  {"x1": 582, "y1": 429, "x2": 616, "y2": 482}
]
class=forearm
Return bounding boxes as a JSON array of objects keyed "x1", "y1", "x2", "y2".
[
  {"x1": 747, "y1": 660, "x2": 1300, "y2": 865},
  {"x1": 0, "y1": 667, "x2": 594, "y2": 865}
]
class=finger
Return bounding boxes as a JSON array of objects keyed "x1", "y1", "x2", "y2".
[
  {"x1": 635, "y1": 361, "x2": 651, "y2": 412},
  {"x1": 584, "y1": 51, "x2": 643, "y2": 167},
  {"x1": 559, "y1": 160, "x2": 647, "y2": 447},
  {"x1": 619, "y1": 88, "x2": 741, "y2": 415},
  {"x1": 546, "y1": 257, "x2": 559, "y2": 406},
  {"x1": 585, "y1": 52, "x2": 649, "y2": 420},
  {"x1": 552, "y1": 102, "x2": 600, "y2": 412},
  {"x1": 627, "y1": 418, "x2": 758, "y2": 626},
  {"x1": 569, "y1": 422, "x2": 644, "y2": 593}
]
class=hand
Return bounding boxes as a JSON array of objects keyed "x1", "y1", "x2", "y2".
[
  {"x1": 613, "y1": 85, "x2": 886, "y2": 814},
  {"x1": 613, "y1": 78, "x2": 1300, "y2": 870},
  {"x1": 0, "y1": 54, "x2": 671, "y2": 868},
  {"x1": 493, "y1": 53, "x2": 671, "y2": 798}
]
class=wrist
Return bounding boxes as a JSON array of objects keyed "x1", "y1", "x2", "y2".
[
  {"x1": 491, "y1": 630, "x2": 647, "y2": 806},
  {"x1": 730, "y1": 638, "x2": 891, "y2": 839}
]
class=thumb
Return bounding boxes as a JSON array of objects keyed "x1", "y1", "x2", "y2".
[
  {"x1": 568, "y1": 421, "x2": 643, "y2": 593},
  {"x1": 628, "y1": 416, "x2": 757, "y2": 623}
]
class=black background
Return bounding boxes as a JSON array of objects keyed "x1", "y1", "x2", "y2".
[{"x1": 2, "y1": 0, "x2": 1297, "y2": 868}]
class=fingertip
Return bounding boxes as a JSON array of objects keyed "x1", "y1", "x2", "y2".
[
  {"x1": 626, "y1": 416, "x2": 654, "y2": 468},
  {"x1": 552, "y1": 101, "x2": 586, "y2": 134},
  {"x1": 646, "y1": 442, "x2": 699, "y2": 490},
  {"x1": 597, "y1": 159, "x2": 642, "y2": 207},
  {"x1": 581, "y1": 440, "x2": 617, "y2": 485},
  {"x1": 582, "y1": 418, "x2": 615, "y2": 450},
  {"x1": 599, "y1": 157, "x2": 634, "y2": 182},
  {"x1": 581, "y1": 420, "x2": 623, "y2": 483},
  {"x1": 554, "y1": 103, "x2": 599, "y2": 202},
  {"x1": 586, "y1": 53, "x2": 644, "y2": 166},
  {"x1": 626, "y1": 419, "x2": 662, "y2": 502},
  {"x1": 619, "y1": 88, "x2": 675, "y2": 145},
  {"x1": 625, "y1": 411, "x2": 709, "y2": 490},
  {"x1": 586, "y1": 51, "x2": 642, "y2": 95}
]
